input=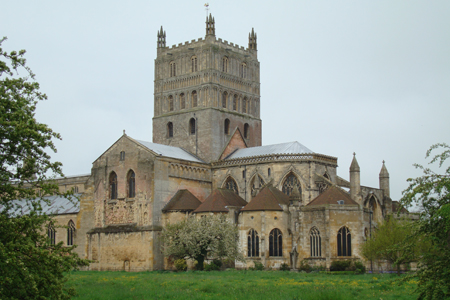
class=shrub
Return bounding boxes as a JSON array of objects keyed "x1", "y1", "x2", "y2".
[
  {"x1": 250, "y1": 261, "x2": 264, "y2": 271},
  {"x1": 204, "y1": 260, "x2": 222, "y2": 271},
  {"x1": 280, "y1": 263, "x2": 290, "y2": 271},
  {"x1": 330, "y1": 260, "x2": 352, "y2": 271},
  {"x1": 174, "y1": 259, "x2": 187, "y2": 271},
  {"x1": 299, "y1": 260, "x2": 312, "y2": 273},
  {"x1": 354, "y1": 261, "x2": 366, "y2": 274}
]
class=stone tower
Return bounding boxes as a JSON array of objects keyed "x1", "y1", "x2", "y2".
[{"x1": 152, "y1": 14, "x2": 262, "y2": 162}]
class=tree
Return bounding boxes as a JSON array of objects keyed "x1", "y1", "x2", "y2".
[
  {"x1": 0, "y1": 37, "x2": 88, "y2": 300},
  {"x1": 360, "y1": 216, "x2": 425, "y2": 274},
  {"x1": 401, "y1": 143, "x2": 450, "y2": 300},
  {"x1": 160, "y1": 214, "x2": 244, "y2": 270}
]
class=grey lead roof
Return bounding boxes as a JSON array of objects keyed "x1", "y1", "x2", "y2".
[
  {"x1": 135, "y1": 140, "x2": 204, "y2": 163},
  {"x1": 226, "y1": 141, "x2": 313, "y2": 159},
  {"x1": 2, "y1": 194, "x2": 81, "y2": 216}
]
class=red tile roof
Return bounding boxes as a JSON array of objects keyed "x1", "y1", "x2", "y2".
[
  {"x1": 307, "y1": 186, "x2": 358, "y2": 206},
  {"x1": 241, "y1": 185, "x2": 290, "y2": 211},
  {"x1": 193, "y1": 189, "x2": 247, "y2": 213},
  {"x1": 162, "y1": 189, "x2": 202, "y2": 212}
]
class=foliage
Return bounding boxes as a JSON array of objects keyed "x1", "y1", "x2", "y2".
[
  {"x1": 360, "y1": 216, "x2": 422, "y2": 274},
  {"x1": 65, "y1": 270, "x2": 419, "y2": 300},
  {"x1": 280, "y1": 263, "x2": 290, "y2": 271},
  {"x1": 204, "y1": 259, "x2": 222, "y2": 271},
  {"x1": 249, "y1": 261, "x2": 264, "y2": 271},
  {"x1": 173, "y1": 259, "x2": 187, "y2": 271},
  {"x1": 330, "y1": 260, "x2": 352, "y2": 272},
  {"x1": 353, "y1": 261, "x2": 366, "y2": 274},
  {"x1": 0, "y1": 37, "x2": 88, "y2": 300},
  {"x1": 400, "y1": 143, "x2": 450, "y2": 299},
  {"x1": 160, "y1": 214, "x2": 243, "y2": 271}
]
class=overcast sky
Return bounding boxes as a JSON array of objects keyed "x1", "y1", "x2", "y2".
[{"x1": 1, "y1": 1, "x2": 449, "y2": 203}]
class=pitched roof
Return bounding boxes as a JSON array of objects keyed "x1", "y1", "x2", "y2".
[
  {"x1": 241, "y1": 185, "x2": 290, "y2": 211},
  {"x1": 2, "y1": 194, "x2": 81, "y2": 216},
  {"x1": 225, "y1": 141, "x2": 313, "y2": 160},
  {"x1": 162, "y1": 189, "x2": 202, "y2": 212},
  {"x1": 135, "y1": 139, "x2": 204, "y2": 163},
  {"x1": 193, "y1": 189, "x2": 247, "y2": 213},
  {"x1": 219, "y1": 127, "x2": 248, "y2": 160},
  {"x1": 307, "y1": 186, "x2": 358, "y2": 206}
]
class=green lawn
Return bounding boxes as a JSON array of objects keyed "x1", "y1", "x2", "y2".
[{"x1": 66, "y1": 270, "x2": 418, "y2": 300}]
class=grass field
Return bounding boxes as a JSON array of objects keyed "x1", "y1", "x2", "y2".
[{"x1": 66, "y1": 270, "x2": 418, "y2": 300}]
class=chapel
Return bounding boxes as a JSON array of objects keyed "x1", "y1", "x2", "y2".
[{"x1": 46, "y1": 15, "x2": 407, "y2": 271}]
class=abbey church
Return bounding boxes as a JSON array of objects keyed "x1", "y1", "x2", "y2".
[{"x1": 48, "y1": 15, "x2": 406, "y2": 271}]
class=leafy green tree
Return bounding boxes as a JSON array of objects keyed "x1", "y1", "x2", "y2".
[
  {"x1": 0, "y1": 37, "x2": 88, "y2": 300},
  {"x1": 360, "y1": 216, "x2": 424, "y2": 274},
  {"x1": 160, "y1": 214, "x2": 243, "y2": 270},
  {"x1": 401, "y1": 143, "x2": 450, "y2": 300}
]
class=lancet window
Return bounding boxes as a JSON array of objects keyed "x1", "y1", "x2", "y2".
[
  {"x1": 222, "y1": 92, "x2": 227, "y2": 108},
  {"x1": 240, "y1": 62, "x2": 247, "y2": 78},
  {"x1": 310, "y1": 227, "x2": 321, "y2": 257},
  {"x1": 67, "y1": 220, "x2": 76, "y2": 246},
  {"x1": 48, "y1": 224, "x2": 56, "y2": 245},
  {"x1": 191, "y1": 56, "x2": 197, "y2": 72},
  {"x1": 244, "y1": 123, "x2": 249, "y2": 139},
  {"x1": 247, "y1": 229, "x2": 259, "y2": 257},
  {"x1": 109, "y1": 172, "x2": 118, "y2": 200},
  {"x1": 269, "y1": 228, "x2": 283, "y2": 257},
  {"x1": 168, "y1": 95, "x2": 174, "y2": 111},
  {"x1": 192, "y1": 91, "x2": 197, "y2": 107},
  {"x1": 224, "y1": 119, "x2": 230, "y2": 135},
  {"x1": 169, "y1": 61, "x2": 176, "y2": 77},
  {"x1": 337, "y1": 226, "x2": 351, "y2": 257},
  {"x1": 189, "y1": 118, "x2": 196, "y2": 135},
  {"x1": 233, "y1": 95, "x2": 238, "y2": 111},
  {"x1": 127, "y1": 170, "x2": 135, "y2": 198},
  {"x1": 222, "y1": 56, "x2": 228, "y2": 73},
  {"x1": 180, "y1": 93, "x2": 185, "y2": 109},
  {"x1": 167, "y1": 122, "x2": 173, "y2": 138}
]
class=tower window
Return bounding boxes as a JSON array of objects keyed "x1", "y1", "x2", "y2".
[
  {"x1": 67, "y1": 220, "x2": 76, "y2": 246},
  {"x1": 233, "y1": 95, "x2": 238, "y2": 111},
  {"x1": 244, "y1": 123, "x2": 249, "y2": 139},
  {"x1": 168, "y1": 95, "x2": 174, "y2": 111},
  {"x1": 268, "y1": 168, "x2": 271, "y2": 177},
  {"x1": 109, "y1": 172, "x2": 118, "y2": 200},
  {"x1": 191, "y1": 56, "x2": 198, "y2": 72},
  {"x1": 192, "y1": 91, "x2": 197, "y2": 107},
  {"x1": 242, "y1": 97, "x2": 248, "y2": 113},
  {"x1": 222, "y1": 92, "x2": 227, "y2": 108},
  {"x1": 224, "y1": 119, "x2": 230, "y2": 135},
  {"x1": 180, "y1": 93, "x2": 185, "y2": 109},
  {"x1": 127, "y1": 170, "x2": 136, "y2": 198},
  {"x1": 189, "y1": 118, "x2": 196, "y2": 135},
  {"x1": 169, "y1": 61, "x2": 176, "y2": 77},
  {"x1": 120, "y1": 151, "x2": 125, "y2": 161},
  {"x1": 167, "y1": 122, "x2": 173, "y2": 138},
  {"x1": 222, "y1": 56, "x2": 228, "y2": 73},
  {"x1": 240, "y1": 62, "x2": 247, "y2": 78}
]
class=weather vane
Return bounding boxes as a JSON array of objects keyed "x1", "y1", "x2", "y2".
[{"x1": 204, "y1": 3, "x2": 209, "y2": 16}]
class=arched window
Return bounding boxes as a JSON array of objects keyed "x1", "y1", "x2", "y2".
[
  {"x1": 282, "y1": 173, "x2": 301, "y2": 196},
  {"x1": 189, "y1": 118, "x2": 196, "y2": 135},
  {"x1": 268, "y1": 168, "x2": 271, "y2": 177},
  {"x1": 120, "y1": 151, "x2": 125, "y2": 161},
  {"x1": 222, "y1": 92, "x2": 227, "y2": 108},
  {"x1": 242, "y1": 98, "x2": 247, "y2": 113},
  {"x1": 168, "y1": 95, "x2": 174, "y2": 111},
  {"x1": 180, "y1": 93, "x2": 185, "y2": 109},
  {"x1": 224, "y1": 177, "x2": 238, "y2": 194},
  {"x1": 109, "y1": 172, "x2": 118, "y2": 200},
  {"x1": 48, "y1": 224, "x2": 56, "y2": 245},
  {"x1": 167, "y1": 122, "x2": 173, "y2": 138},
  {"x1": 224, "y1": 119, "x2": 230, "y2": 135},
  {"x1": 192, "y1": 91, "x2": 197, "y2": 107},
  {"x1": 251, "y1": 175, "x2": 265, "y2": 198},
  {"x1": 240, "y1": 62, "x2": 247, "y2": 78},
  {"x1": 222, "y1": 56, "x2": 228, "y2": 73},
  {"x1": 269, "y1": 228, "x2": 283, "y2": 257},
  {"x1": 310, "y1": 227, "x2": 321, "y2": 257},
  {"x1": 127, "y1": 170, "x2": 136, "y2": 198},
  {"x1": 67, "y1": 220, "x2": 76, "y2": 246},
  {"x1": 170, "y1": 61, "x2": 176, "y2": 77},
  {"x1": 248, "y1": 229, "x2": 259, "y2": 257},
  {"x1": 244, "y1": 123, "x2": 249, "y2": 139},
  {"x1": 337, "y1": 226, "x2": 351, "y2": 256},
  {"x1": 233, "y1": 95, "x2": 238, "y2": 111},
  {"x1": 191, "y1": 56, "x2": 197, "y2": 72}
]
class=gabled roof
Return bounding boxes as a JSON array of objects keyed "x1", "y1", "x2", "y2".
[
  {"x1": 135, "y1": 139, "x2": 204, "y2": 163},
  {"x1": 193, "y1": 189, "x2": 247, "y2": 213},
  {"x1": 307, "y1": 186, "x2": 358, "y2": 206},
  {"x1": 162, "y1": 189, "x2": 202, "y2": 212},
  {"x1": 225, "y1": 141, "x2": 313, "y2": 160},
  {"x1": 241, "y1": 185, "x2": 290, "y2": 212},
  {"x1": 219, "y1": 127, "x2": 248, "y2": 160}
]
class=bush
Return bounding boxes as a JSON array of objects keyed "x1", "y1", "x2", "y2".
[
  {"x1": 330, "y1": 260, "x2": 352, "y2": 271},
  {"x1": 204, "y1": 260, "x2": 222, "y2": 271},
  {"x1": 250, "y1": 261, "x2": 264, "y2": 271},
  {"x1": 299, "y1": 260, "x2": 312, "y2": 273},
  {"x1": 174, "y1": 259, "x2": 187, "y2": 271},
  {"x1": 354, "y1": 261, "x2": 366, "y2": 274},
  {"x1": 280, "y1": 263, "x2": 290, "y2": 271}
]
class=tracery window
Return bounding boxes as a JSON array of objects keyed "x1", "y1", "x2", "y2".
[
  {"x1": 224, "y1": 119, "x2": 230, "y2": 135},
  {"x1": 169, "y1": 61, "x2": 176, "y2": 77},
  {"x1": 240, "y1": 62, "x2": 247, "y2": 78},
  {"x1": 109, "y1": 172, "x2": 118, "y2": 200},
  {"x1": 233, "y1": 95, "x2": 238, "y2": 111},
  {"x1": 269, "y1": 228, "x2": 283, "y2": 257},
  {"x1": 251, "y1": 175, "x2": 265, "y2": 198},
  {"x1": 337, "y1": 226, "x2": 351, "y2": 257},
  {"x1": 192, "y1": 91, "x2": 197, "y2": 107},
  {"x1": 310, "y1": 227, "x2": 321, "y2": 257},
  {"x1": 127, "y1": 170, "x2": 136, "y2": 198},
  {"x1": 224, "y1": 177, "x2": 238, "y2": 194},
  {"x1": 282, "y1": 173, "x2": 301, "y2": 196},
  {"x1": 67, "y1": 220, "x2": 76, "y2": 246},
  {"x1": 222, "y1": 56, "x2": 228, "y2": 73},
  {"x1": 167, "y1": 122, "x2": 173, "y2": 138},
  {"x1": 168, "y1": 95, "x2": 174, "y2": 111},
  {"x1": 189, "y1": 118, "x2": 196, "y2": 135},
  {"x1": 242, "y1": 98, "x2": 247, "y2": 113},
  {"x1": 191, "y1": 56, "x2": 198, "y2": 72},
  {"x1": 244, "y1": 123, "x2": 249, "y2": 139},
  {"x1": 180, "y1": 93, "x2": 185, "y2": 109},
  {"x1": 222, "y1": 92, "x2": 227, "y2": 108},
  {"x1": 48, "y1": 224, "x2": 56, "y2": 245},
  {"x1": 247, "y1": 229, "x2": 259, "y2": 257}
]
